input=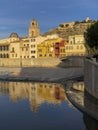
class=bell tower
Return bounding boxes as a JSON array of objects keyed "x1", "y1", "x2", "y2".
[{"x1": 28, "y1": 19, "x2": 40, "y2": 37}]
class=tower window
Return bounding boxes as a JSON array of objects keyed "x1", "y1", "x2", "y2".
[{"x1": 32, "y1": 22, "x2": 34, "y2": 26}]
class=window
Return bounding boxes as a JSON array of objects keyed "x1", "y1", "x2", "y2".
[
  {"x1": 5, "y1": 46, "x2": 9, "y2": 51},
  {"x1": 31, "y1": 56, "x2": 35, "y2": 58},
  {"x1": 49, "y1": 54, "x2": 52, "y2": 57},
  {"x1": 31, "y1": 38, "x2": 35, "y2": 42},
  {"x1": 2, "y1": 46, "x2": 4, "y2": 51},
  {"x1": 6, "y1": 54, "x2": 9, "y2": 58},
  {"x1": 38, "y1": 49, "x2": 42, "y2": 52},
  {"x1": 60, "y1": 49, "x2": 62, "y2": 52},
  {"x1": 4, "y1": 54, "x2": 6, "y2": 58},
  {"x1": 31, "y1": 50, "x2": 36, "y2": 54},
  {"x1": 12, "y1": 47, "x2": 15, "y2": 52},
  {"x1": 70, "y1": 41, "x2": 72, "y2": 44},
  {"x1": 0, "y1": 54, "x2": 2, "y2": 58},
  {"x1": 31, "y1": 45, "x2": 35, "y2": 48},
  {"x1": 63, "y1": 49, "x2": 65, "y2": 52},
  {"x1": 39, "y1": 54, "x2": 42, "y2": 57}
]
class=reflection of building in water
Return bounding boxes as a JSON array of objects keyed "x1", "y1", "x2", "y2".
[
  {"x1": 0, "y1": 82, "x2": 29, "y2": 102},
  {"x1": 0, "y1": 82, "x2": 9, "y2": 95},
  {"x1": 72, "y1": 81, "x2": 84, "y2": 92},
  {"x1": 0, "y1": 82, "x2": 67, "y2": 112},
  {"x1": 66, "y1": 81, "x2": 84, "y2": 106},
  {"x1": 28, "y1": 83, "x2": 66, "y2": 112}
]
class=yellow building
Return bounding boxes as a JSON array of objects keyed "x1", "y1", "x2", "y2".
[
  {"x1": 37, "y1": 38, "x2": 62, "y2": 58},
  {"x1": 65, "y1": 35, "x2": 87, "y2": 56},
  {"x1": 29, "y1": 35, "x2": 47, "y2": 58}
]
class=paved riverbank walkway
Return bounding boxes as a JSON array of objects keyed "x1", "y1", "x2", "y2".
[{"x1": 0, "y1": 67, "x2": 83, "y2": 83}]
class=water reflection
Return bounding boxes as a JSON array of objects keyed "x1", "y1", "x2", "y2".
[
  {"x1": 0, "y1": 81, "x2": 89, "y2": 130},
  {"x1": 0, "y1": 82, "x2": 67, "y2": 112},
  {"x1": 66, "y1": 80, "x2": 98, "y2": 129}
]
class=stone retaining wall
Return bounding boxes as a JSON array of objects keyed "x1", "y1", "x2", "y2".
[
  {"x1": 0, "y1": 58, "x2": 61, "y2": 67},
  {"x1": 84, "y1": 58, "x2": 98, "y2": 99},
  {"x1": 0, "y1": 57, "x2": 84, "y2": 67},
  {"x1": 60, "y1": 56, "x2": 84, "y2": 67}
]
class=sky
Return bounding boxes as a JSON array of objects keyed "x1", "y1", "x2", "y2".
[{"x1": 0, "y1": 0, "x2": 98, "y2": 39}]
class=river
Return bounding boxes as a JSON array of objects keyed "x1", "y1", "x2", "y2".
[{"x1": 0, "y1": 81, "x2": 97, "y2": 130}]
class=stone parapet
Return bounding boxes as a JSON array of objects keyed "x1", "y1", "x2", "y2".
[{"x1": 84, "y1": 58, "x2": 98, "y2": 99}]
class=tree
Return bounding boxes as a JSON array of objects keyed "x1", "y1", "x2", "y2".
[
  {"x1": 75, "y1": 21, "x2": 80, "y2": 24},
  {"x1": 84, "y1": 21, "x2": 98, "y2": 55},
  {"x1": 59, "y1": 24, "x2": 64, "y2": 28}
]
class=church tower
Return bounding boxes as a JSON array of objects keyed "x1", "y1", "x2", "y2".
[{"x1": 28, "y1": 19, "x2": 40, "y2": 37}]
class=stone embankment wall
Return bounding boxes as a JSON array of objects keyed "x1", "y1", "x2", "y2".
[
  {"x1": 60, "y1": 56, "x2": 84, "y2": 67},
  {"x1": 0, "y1": 58, "x2": 61, "y2": 67},
  {"x1": 0, "y1": 57, "x2": 84, "y2": 67},
  {"x1": 84, "y1": 58, "x2": 98, "y2": 99}
]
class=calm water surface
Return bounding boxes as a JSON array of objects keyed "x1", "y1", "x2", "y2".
[{"x1": 0, "y1": 81, "x2": 97, "y2": 130}]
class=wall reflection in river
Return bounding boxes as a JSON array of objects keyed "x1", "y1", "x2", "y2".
[
  {"x1": 69, "y1": 80, "x2": 98, "y2": 120},
  {"x1": 0, "y1": 82, "x2": 67, "y2": 112},
  {"x1": 67, "y1": 80, "x2": 98, "y2": 130}
]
